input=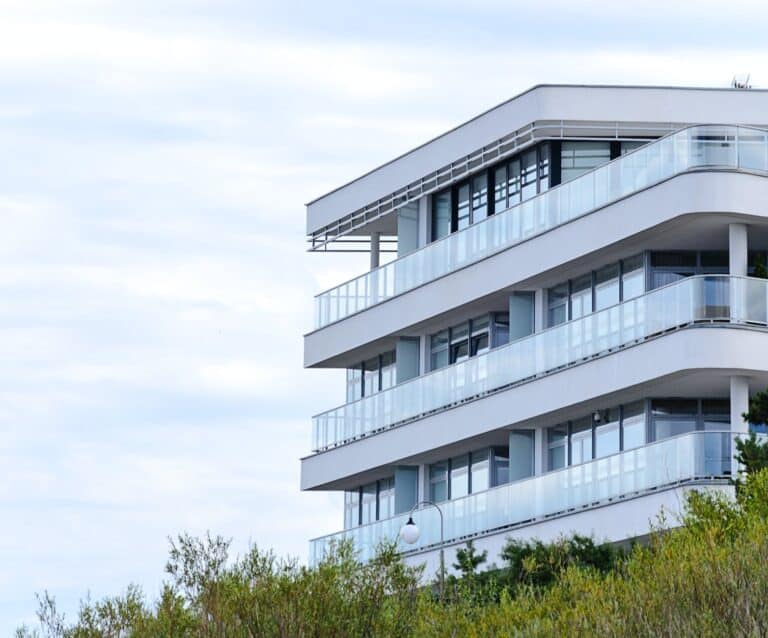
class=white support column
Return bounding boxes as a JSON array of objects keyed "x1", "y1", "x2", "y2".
[
  {"x1": 370, "y1": 231, "x2": 381, "y2": 270},
  {"x1": 729, "y1": 223, "x2": 748, "y2": 276},
  {"x1": 417, "y1": 195, "x2": 429, "y2": 249},
  {"x1": 730, "y1": 375, "x2": 750, "y2": 435}
]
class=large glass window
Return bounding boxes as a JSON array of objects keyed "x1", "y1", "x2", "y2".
[
  {"x1": 621, "y1": 254, "x2": 645, "y2": 300},
  {"x1": 507, "y1": 158, "x2": 522, "y2": 207},
  {"x1": 346, "y1": 351, "x2": 397, "y2": 401},
  {"x1": 361, "y1": 482, "x2": 377, "y2": 525},
  {"x1": 450, "y1": 454, "x2": 470, "y2": 499},
  {"x1": 651, "y1": 399, "x2": 698, "y2": 440},
  {"x1": 492, "y1": 312, "x2": 510, "y2": 348},
  {"x1": 538, "y1": 144, "x2": 550, "y2": 192},
  {"x1": 346, "y1": 366, "x2": 363, "y2": 402},
  {"x1": 622, "y1": 401, "x2": 646, "y2": 450},
  {"x1": 547, "y1": 425, "x2": 568, "y2": 471},
  {"x1": 472, "y1": 174, "x2": 488, "y2": 223},
  {"x1": 430, "y1": 462, "x2": 448, "y2": 503},
  {"x1": 546, "y1": 254, "x2": 645, "y2": 327},
  {"x1": 378, "y1": 477, "x2": 395, "y2": 520},
  {"x1": 471, "y1": 449, "x2": 490, "y2": 492},
  {"x1": 702, "y1": 399, "x2": 730, "y2": 430},
  {"x1": 594, "y1": 264, "x2": 620, "y2": 311},
  {"x1": 456, "y1": 183, "x2": 471, "y2": 231},
  {"x1": 430, "y1": 330, "x2": 449, "y2": 371},
  {"x1": 344, "y1": 489, "x2": 360, "y2": 528},
  {"x1": 450, "y1": 322, "x2": 470, "y2": 364},
  {"x1": 492, "y1": 446, "x2": 510, "y2": 486},
  {"x1": 561, "y1": 141, "x2": 611, "y2": 182},
  {"x1": 548, "y1": 283, "x2": 568, "y2": 327},
  {"x1": 570, "y1": 417, "x2": 593, "y2": 465},
  {"x1": 649, "y1": 251, "x2": 729, "y2": 290},
  {"x1": 570, "y1": 275, "x2": 593, "y2": 320},
  {"x1": 521, "y1": 149, "x2": 538, "y2": 200},
  {"x1": 431, "y1": 190, "x2": 451, "y2": 241},
  {"x1": 430, "y1": 313, "x2": 497, "y2": 371},
  {"x1": 595, "y1": 408, "x2": 620, "y2": 458}
]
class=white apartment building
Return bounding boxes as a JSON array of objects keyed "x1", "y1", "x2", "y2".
[{"x1": 302, "y1": 84, "x2": 768, "y2": 574}]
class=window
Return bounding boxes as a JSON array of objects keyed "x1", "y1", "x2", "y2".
[
  {"x1": 507, "y1": 158, "x2": 522, "y2": 207},
  {"x1": 450, "y1": 322, "x2": 469, "y2": 364},
  {"x1": 595, "y1": 264, "x2": 620, "y2": 311},
  {"x1": 346, "y1": 351, "x2": 397, "y2": 401},
  {"x1": 471, "y1": 449, "x2": 490, "y2": 492},
  {"x1": 521, "y1": 149, "x2": 538, "y2": 200},
  {"x1": 650, "y1": 251, "x2": 697, "y2": 288},
  {"x1": 595, "y1": 408, "x2": 620, "y2": 457},
  {"x1": 431, "y1": 190, "x2": 451, "y2": 241},
  {"x1": 450, "y1": 454, "x2": 470, "y2": 499},
  {"x1": 621, "y1": 140, "x2": 648, "y2": 155},
  {"x1": 702, "y1": 399, "x2": 730, "y2": 431},
  {"x1": 492, "y1": 446, "x2": 510, "y2": 486},
  {"x1": 651, "y1": 399, "x2": 698, "y2": 441},
  {"x1": 363, "y1": 356, "x2": 380, "y2": 396},
  {"x1": 570, "y1": 417, "x2": 593, "y2": 465},
  {"x1": 492, "y1": 312, "x2": 510, "y2": 347},
  {"x1": 548, "y1": 283, "x2": 568, "y2": 327},
  {"x1": 430, "y1": 462, "x2": 448, "y2": 503},
  {"x1": 570, "y1": 275, "x2": 592, "y2": 320},
  {"x1": 548, "y1": 425, "x2": 568, "y2": 471},
  {"x1": 378, "y1": 477, "x2": 395, "y2": 520},
  {"x1": 561, "y1": 141, "x2": 611, "y2": 182},
  {"x1": 430, "y1": 330, "x2": 449, "y2": 371},
  {"x1": 494, "y1": 166, "x2": 507, "y2": 213},
  {"x1": 361, "y1": 482, "x2": 377, "y2": 525},
  {"x1": 471, "y1": 315, "x2": 490, "y2": 357},
  {"x1": 457, "y1": 183, "x2": 471, "y2": 231},
  {"x1": 430, "y1": 314, "x2": 497, "y2": 371},
  {"x1": 344, "y1": 489, "x2": 360, "y2": 528},
  {"x1": 538, "y1": 144, "x2": 550, "y2": 192},
  {"x1": 346, "y1": 366, "x2": 362, "y2": 402},
  {"x1": 472, "y1": 174, "x2": 488, "y2": 223},
  {"x1": 379, "y1": 351, "x2": 396, "y2": 392},
  {"x1": 622, "y1": 401, "x2": 646, "y2": 450},
  {"x1": 546, "y1": 254, "x2": 645, "y2": 327},
  {"x1": 621, "y1": 255, "x2": 645, "y2": 300}
]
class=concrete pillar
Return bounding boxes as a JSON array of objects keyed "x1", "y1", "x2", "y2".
[
  {"x1": 730, "y1": 375, "x2": 750, "y2": 434},
  {"x1": 729, "y1": 223, "x2": 748, "y2": 276},
  {"x1": 397, "y1": 202, "x2": 419, "y2": 257},
  {"x1": 417, "y1": 195, "x2": 429, "y2": 248},
  {"x1": 370, "y1": 231, "x2": 381, "y2": 270}
]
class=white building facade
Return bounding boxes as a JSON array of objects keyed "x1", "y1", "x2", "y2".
[{"x1": 302, "y1": 85, "x2": 768, "y2": 573}]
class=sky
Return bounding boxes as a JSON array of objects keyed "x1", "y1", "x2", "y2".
[{"x1": 3, "y1": 0, "x2": 768, "y2": 631}]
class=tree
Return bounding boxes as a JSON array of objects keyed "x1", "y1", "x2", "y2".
[
  {"x1": 735, "y1": 433, "x2": 768, "y2": 475},
  {"x1": 452, "y1": 540, "x2": 487, "y2": 577},
  {"x1": 754, "y1": 254, "x2": 768, "y2": 279},
  {"x1": 743, "y1": 387, "x2": 768, "y2": 426}
]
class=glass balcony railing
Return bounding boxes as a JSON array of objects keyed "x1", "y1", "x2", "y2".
[
  {"x1": 313, "y1": 125, "x2": 768, "y2": 330},
  {"x1": 312, "y1": 275, "x2": 768, "y2": 453},
  {"x1": 310, "y1": 430, "x2": 736, "y2": 565}
]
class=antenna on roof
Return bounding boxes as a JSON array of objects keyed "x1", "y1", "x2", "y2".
[{"x1": 732, "y1": 74, "x2": 752, "y2": 89}]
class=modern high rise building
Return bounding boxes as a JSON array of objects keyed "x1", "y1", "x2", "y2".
[{"x1": 302, "y1": 84, "x2": 768, "y2": 573}]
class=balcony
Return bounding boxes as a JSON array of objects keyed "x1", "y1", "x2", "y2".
[
  {"x1": 312, "y1": 125, "x2": 768, "y2": 331},
  {"x1": 309, "y1": 431, "x2": 735, "y2": 565},
  {"x1": 312, "y1": 275, "x2": 768, "y2": 453}
]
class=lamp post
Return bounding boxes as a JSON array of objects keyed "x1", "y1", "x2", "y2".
[{"x1": 399, "y1": 500, "x2": 445, "y2": 598}]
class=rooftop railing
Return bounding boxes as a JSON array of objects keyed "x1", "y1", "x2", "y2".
[
  {"x1": 312, "y1": 275, "x2": 768, "y2": 453},
  {"x1": 313, "y1": 125, "x2": 768, "y2": 330},
  {"x1": 309, "y1": 430, "x2": 736, "y2": 565}
]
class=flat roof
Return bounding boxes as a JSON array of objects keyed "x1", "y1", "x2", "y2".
[{"x1": 306, "y1": 84, "x2": 768, "y2": 236}]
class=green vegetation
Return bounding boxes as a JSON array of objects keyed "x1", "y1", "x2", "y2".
[{"x1": 20, "y1": 439, "x2": 768, "y2": 637}]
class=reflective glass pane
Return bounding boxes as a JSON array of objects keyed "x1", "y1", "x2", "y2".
[
  {"x1": 471, "y1": 449, "x2": 490, "y2": 493},
  {"x1": 450, "y1": 454, "x2": 469, "y2": 499},
  {"x1": 622, "y1": 401, "x2": 646, "y2": 450},
  {"x1": 622, "y1": 254, "x2": 645, "y2": 300},
  {"x1": 457, "y1": 183, "x2": 470, "y2": 230},
  {"x1": 595, "y1": 264, "x2": 620, "y2": 311},
  {"x1": 472, "y1": 174, "x2": 488, "y2": 222},
  {"x1": 431, "y1": 190, "x2": 451, "y2": 241},
  {"x1": 561, "y1": 141, "x2": 611, "y2": 182}
]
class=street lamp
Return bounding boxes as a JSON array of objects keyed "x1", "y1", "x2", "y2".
[{"x1": 399, "y1": 500, "x2": 445, "y2": 598}]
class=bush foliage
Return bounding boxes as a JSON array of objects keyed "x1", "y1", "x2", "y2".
[{"x1": 19, "y1": 466, "x2": 768, "y2": 637}]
